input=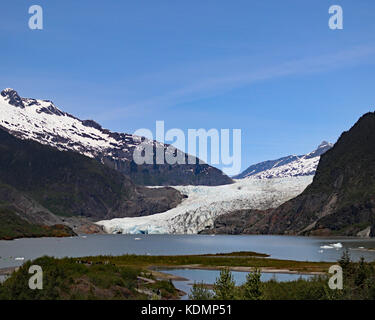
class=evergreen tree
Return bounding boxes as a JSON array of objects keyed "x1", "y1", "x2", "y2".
[
  {"x1": 213, "y1": 268, "x2": 236, "y2": 300},
  {"x1": 242, "y1": 269, "x2": 263, "y2": 300}
]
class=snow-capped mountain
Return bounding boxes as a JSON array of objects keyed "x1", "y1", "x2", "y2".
[
  {"x1": 234, "y1": 141, "x2": 333, "y2": 180},
  {"x1": 0, "y1": 88, "x2": 232, "y2": 186},
  {"x1": 96, "y1": 176, "x2": 313, "y2": 234},
  {"x1": 0, "y1": 88, "x2": 128, "y2": 158}
]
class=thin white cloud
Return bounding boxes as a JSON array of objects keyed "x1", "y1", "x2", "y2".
[{"x1": 95, "y1": 45, "x2": 375, "y2": 121}]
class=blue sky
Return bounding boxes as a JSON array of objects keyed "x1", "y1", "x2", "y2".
[{"x1": 1, "y1": 0, "x2": 375, "y2": 173}]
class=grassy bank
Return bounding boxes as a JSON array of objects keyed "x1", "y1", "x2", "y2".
[{"x1": 81, "y1": 251, "x2": 333, "y2": 274}]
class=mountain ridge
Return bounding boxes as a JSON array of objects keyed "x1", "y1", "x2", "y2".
[
  {"x1": 233, "y1": 141, "x2": 332, "y2": 179},
  {"x1": 0, "y1": 88, "x2": 232, "y2": 186}
]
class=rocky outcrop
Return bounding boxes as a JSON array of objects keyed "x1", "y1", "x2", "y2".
[
  {"x1": 199, "y1": 209, "x2": 269, "y2": 235},
  {"x1": 0, "y1": 88, "x2": 25, "y2": 108}
]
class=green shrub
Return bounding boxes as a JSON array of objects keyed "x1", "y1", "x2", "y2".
[{"x1": 189, "y1": 282, "x2": 213, "y2": 300}]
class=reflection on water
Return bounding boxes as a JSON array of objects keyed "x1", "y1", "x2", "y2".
[
  {"x1": 163, "y1": 268, "x2": 314, "y2": 300},
  {"x1": 1, "y1": 234, "x2": 375, "y2": 269}
]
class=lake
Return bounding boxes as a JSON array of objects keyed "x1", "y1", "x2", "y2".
[
  {"x1": 161, "y1": 268, "x2": 314, "y2": 300},
  {"x1": 1, "y1": 234, "x2": 375, "y2": 269}
]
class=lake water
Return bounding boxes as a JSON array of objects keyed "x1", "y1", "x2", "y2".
[
  {"x1": 1, "y1": 234, "x2": 375, "y2": 269},
  {"x1": 162, "y1": 269, "x2": 314, "y2": 300}
]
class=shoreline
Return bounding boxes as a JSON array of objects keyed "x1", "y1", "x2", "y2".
[
  {"x1": 153, "y1": 266, "x2": 325, "y2": 280},
  {"x1": 0, "y1": 264, "x2": 326, "y2": 279},
  {"x1": 0, "y1": 266, "x2": 18, "y2": 276},
  {"x1": 1, "y1": 232, "x2": 375, "y2": 242}
]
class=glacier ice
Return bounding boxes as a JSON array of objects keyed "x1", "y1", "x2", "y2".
[{"x1": 96, "y1": 176, "x2": 313, "y2": 234}]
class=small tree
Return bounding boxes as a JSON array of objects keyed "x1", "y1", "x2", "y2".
[
  {"x1": 189, "y1": 282, "x2": 213, "y2": 300},
  {"x1": 354, "y1": 257, "x2": 369, "y2": 288},
  {"x1": 339, "y1": 249, "x2": 355, "y2": 277},
  {"x1": 213, "y1": 268, "x2": 236, "y2": 300},
  {"x1": 242, "y1": 268, "x2": 263, "y2": 300}
]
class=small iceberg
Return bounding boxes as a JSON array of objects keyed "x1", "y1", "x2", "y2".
[
  {"x1": 134, "y1": 238, "x2": 142, "y2": 240},
  {"x1": 15, "y1": 257, "x2": 24, "y2": 261},
  {"x1": 331, "y1": 243, "x2": 343, "y2": 249},
  {"x1": 318, "y1": 250, "x2": 324, "y2": 253},
  {"x1": 320, "y1": 245, "x2": 334, "y2": 249},
  {"x1": 320, "y1": 242, "x2": 343, "y2": 250}
]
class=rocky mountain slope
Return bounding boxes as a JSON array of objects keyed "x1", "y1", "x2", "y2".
[
  {"x1": 0, "y1": 180, "x2": 80, "y2": 239},
  {"x1": 219, "y1": 112, "x2": 375, "y2": 237},
  {"x1": 234, "y1": 141, "x2": 332, "y2": 179},
  {"x1": 0, "y1": 128, "x2": 183, "y2": 239},
  {"x1": 0, "y1": 88, "x2": 232, "y2": 186},
  {"x1": 199, "y1": 208, "x2": 269, "y2": 235}
]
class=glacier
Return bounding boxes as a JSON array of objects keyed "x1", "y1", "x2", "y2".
[{"x1": 96, "y1": 176, "x2": 313, "y2": 234}]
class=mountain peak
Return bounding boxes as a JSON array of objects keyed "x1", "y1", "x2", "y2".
[
  {"x1": 1, "y1": 88, "x2": 16, "y2": 94},
  {"x1": 1, "y1": 88, "x2": 17, "y2": 95},
  {"x1": 304, "y1": 141, "x2": 332, "y2": 159},
  {"x1": 317, "y1": 141, "x2": 332, "y2": 149},
  {"x1": 1, "y1": 88, "x2": 24, "y2": 108}
]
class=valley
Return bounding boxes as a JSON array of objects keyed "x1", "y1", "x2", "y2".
[{"x1": 1, "y1": 88, "x2": 374, "y2": 239}]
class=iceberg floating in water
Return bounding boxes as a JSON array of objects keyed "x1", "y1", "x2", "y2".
[
  {"x1": 320, "y1": 243, "x2": 343, "y2": 250},
  {"x1": 331, "y1": 243, "x2": 343, "y2": 249},
  {"x1": 320, "y1": 245, "x2": 334, "y2": 249}
]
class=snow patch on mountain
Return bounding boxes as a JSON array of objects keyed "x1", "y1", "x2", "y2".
[
  {"x1": 96, "y1": 176, "x2": 313, "y2": 234},
  {"x1": 236, "y1": 141, "x2": 333, "y2": 180},
  {"x1": 250, "y1": 155, "x2": 320, "y2": 179},
  {"x1": 0, "y1": 88, "x2": 125, "y2": 156}
]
